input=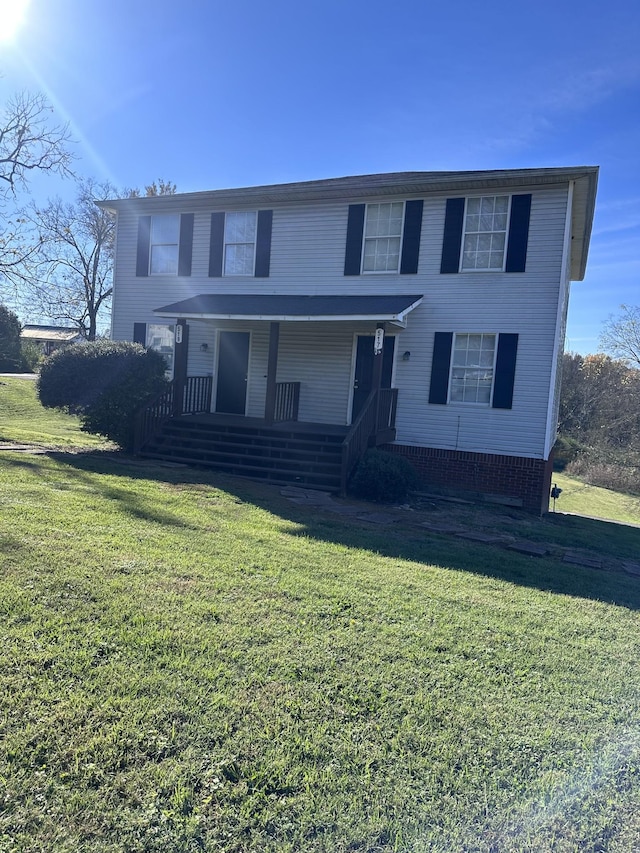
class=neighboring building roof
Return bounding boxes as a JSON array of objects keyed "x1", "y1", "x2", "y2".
[
  {"x1": 21, "y1": 325, "x2": 82, "y2": 343},
  {"x1": 154, "y1": 294, "x2": 424, "y2": 326},
  {"x1": 97, "y1": 166, "x2": 599, "y2": 282}
]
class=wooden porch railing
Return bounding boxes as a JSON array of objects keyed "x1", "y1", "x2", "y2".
[
  {"x1": 274, "y1": 381, "x2": 300, "y2": 423},
  {"x1": 183, "y1": 375, "x2": 213, "y2": 414},
  {"x1": 134, "y1": 375, "x2": 212, "y2": 454},
  {"x1": 340, "y1": 387, "x2": 398, "y2": 495}
]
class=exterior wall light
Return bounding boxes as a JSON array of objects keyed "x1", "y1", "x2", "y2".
[
  {"x1": 402, "y1": 351, "x2": 411, "y2": 361},
  {"x1": 200, "y1": 342, "x2": 209, "y2": 352}
]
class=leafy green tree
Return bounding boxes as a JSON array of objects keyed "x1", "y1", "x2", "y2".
[{"x1": 0, "y1": 303, "x2": 22, "y2": 371}]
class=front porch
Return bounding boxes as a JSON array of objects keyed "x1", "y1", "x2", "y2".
[
  {"x1": 135, "y1": 293, "x2": 422, "y2": 491},
  {"x1": 134, "y1": 377, "x2": 398, "y2": 493}
]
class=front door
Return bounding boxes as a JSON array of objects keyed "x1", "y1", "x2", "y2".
[
  {"x1": 216, "y1": 331, "x2": 250, "y2": 414},
  {"x1": 351, "y1": 335, "x2": 395, "y2": 421}
]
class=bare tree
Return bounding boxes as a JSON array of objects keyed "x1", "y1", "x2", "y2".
[
  {"x1": 128, "y1": 178, "x2": 177, "y2": 197},
  {"x1": 1, "y1": 91, "x2": 73, "y2": 198},
  {"x1": 0, "y1": 91, "x2": 74, "y2": 289},
  {"x1": 24, "y1": 179, "x2": 116, "y2": 340},
  {"x1": 600, "y1": 304, "x2": 640, "y2": 368},
  {"x1": 22, "y1": 178, "x2": 177, "y2": 339}
]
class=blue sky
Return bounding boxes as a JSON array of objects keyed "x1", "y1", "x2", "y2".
[{"x1": 1, "y1": 0, "x2": 639, "y2": 353}]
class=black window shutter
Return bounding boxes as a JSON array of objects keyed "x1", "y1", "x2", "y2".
[
  {"x1": 178, "y1": 214, "x2": 194, "y2": 277},
  {"x1": 400, "y1": 199, "x2": 423, "y2": 274},
  {"x1": 505, "y1": 194, "x2": 531, "y2": 273},
  {"x1": 255, "y1": 210, "x2": 273, "y2": 277},
  {"x1": 492, "y1": 333, "x2": 519, "y2": 409},
  {"x1": 133, "y1": 323, "x2": 147, "y2": 345},
  {"x1": 208, "y1": 212, "x2": 225, "y2": 277},
  {"x1": 440, "y1": 198, "x2": 465, "y2": 273},
  {"x1": 428, "y1": 332, "x2": 453, "y2": 404},
  {"x1": 344, "y1": 204, "x2": 365, "y2": 275},
  {"x1": 136, "y1": 216, "x2": 151, "y2": 277}
]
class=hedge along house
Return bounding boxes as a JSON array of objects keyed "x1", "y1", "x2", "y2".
[{"x1": 99, "y1": 167, "x2": 598, "y2": 513}]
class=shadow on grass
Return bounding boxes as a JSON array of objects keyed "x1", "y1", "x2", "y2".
[
  {"x1": 19, "y1": 450, "x2": 640, "y2": 611},
  {"x1": 2, "y1": 450, "x2": 198, "y2": 531}
]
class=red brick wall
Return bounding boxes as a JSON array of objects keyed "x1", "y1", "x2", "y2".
[{"x1": 383, "y1": 444, "x2": 554, "y2": 514}]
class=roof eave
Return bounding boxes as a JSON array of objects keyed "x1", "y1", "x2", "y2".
[{"x1": 96, "y1": 167, "x2": 600, "y2": 210}]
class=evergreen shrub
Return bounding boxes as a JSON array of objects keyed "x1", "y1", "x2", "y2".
[
  {"x1": 38, "y1": 340, "x2": 168, "y2": 450},
  {"x1": 349, "y1": 448, "x2": 419, "y2": 503}
]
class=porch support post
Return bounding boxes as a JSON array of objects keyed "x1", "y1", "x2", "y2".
[
  {"x1": 372, "y1": 322, "x2": 385, "y2": 431},
  {"x1": 264, "y1": 321, "x2": 280, "y2": 425},
  {"x1": 173, "y1": 318, "x2": 189, "y2": 416}
]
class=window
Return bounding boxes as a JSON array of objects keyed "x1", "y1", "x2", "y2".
[
  {"x1": 362, "y1": 202, "x2": 404, "y2": 272},
  {"x1": 149, "y1": 215, "x2": 180, "y2": 275},
  {"x1": 461, "y1": 196, "x2": 509, "y2": 271},
  {"x1": 449, "y1": 333, "x2": 496, "y2": 404},
  {"x1": 429, "y1": 332, "x2": 518, "y2": 408},
  {"x1": 146, "y1": 323, "x2": 175, "y2": 377},
  {"x1": 224, "y1": 211, "x2": 257, "y2": 275}
]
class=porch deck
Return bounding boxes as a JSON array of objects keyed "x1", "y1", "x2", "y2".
[
  {"x1": 135, "y1": 378, "x2": 396, "y2": 492},
  {"x1": 176, "y1": 412, "x2": 349, "y2": 437}
]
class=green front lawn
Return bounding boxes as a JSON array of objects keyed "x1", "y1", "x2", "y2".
[
  {"x1": 0, "y1": 376, "x2": 110, "y2": 449},
  {"x1": 1, "y1": 446, "x2": 640, "y2": 852},
  {"x1": 1, "y1": 378, "x2": 640, "y2": 850}
]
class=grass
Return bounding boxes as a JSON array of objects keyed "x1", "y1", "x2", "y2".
[
  {"x1": 551, "y1": 472, "x2": 640, "y2": 526},
  {"x1": 0, "y1": 376, "x2": 110, "y2": 449},
  {"x1": 1, "y1": 380, "x2": 640, "y2": 851}
]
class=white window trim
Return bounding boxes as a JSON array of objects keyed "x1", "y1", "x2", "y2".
[
  {"x1": 361, "y1": 201, "x2": 406, "y2": 275},
  {"x1": 447, "y1": 332, "x2": 498, "y2": 406},
  {"x1": 149, "y1": 214, "x2": 180, "y2": 276},
  {"x1": 223, "y1": 211, "x2": 257, "y2": 277},
  {"x1": 459, "y1": 195, "x2": 512, "y2": 273}
]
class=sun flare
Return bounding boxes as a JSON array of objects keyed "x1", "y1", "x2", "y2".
[{"x1": 0, "y1": 0, "x2": 30, "y2": 43}]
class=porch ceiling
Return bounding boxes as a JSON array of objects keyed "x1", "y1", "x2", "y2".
[{"x1": 154, "y1": 294, "x2": 424, "y2": 327}]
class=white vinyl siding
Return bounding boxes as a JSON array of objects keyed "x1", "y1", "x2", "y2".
[{"x1": 110, "y1": 184, "x2": 569, "y2": 460}]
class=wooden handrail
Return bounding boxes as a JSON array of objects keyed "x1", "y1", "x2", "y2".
[
  {"x1": 134, "y1": 375, "x2": 213, "y2": 454},
  {"x1": 340, "y1": 388, "x2": 399, "y2": 495},
  {"x1": 340, "y1": 389, "x2": 378, "y2": 495}
]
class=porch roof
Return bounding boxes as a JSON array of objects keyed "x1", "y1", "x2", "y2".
[{"x1": 154, "y1": 294, "x2": 424, "y2": 326}]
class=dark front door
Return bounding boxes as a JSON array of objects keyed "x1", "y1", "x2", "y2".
[
  {"x1": 351, "y1": 335, "x2": 395, "y2": 421},
  {"x1": 216, "y1": 331, "x2": 250, "y2": 414}
]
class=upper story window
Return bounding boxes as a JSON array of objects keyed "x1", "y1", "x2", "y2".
[
  {"x1": 441, "y1": 193, "x2": 531, "y2": 275},
  {"x1": 136, "y1": 213, "x2": 193, "y2": 278},
  {"x1": 344, "y1": 200, "x2": 422, "y2": 276},
  {"x1": 449, "y1": 333, "x2": 496, "y2": 404},
  {"x1": 362, "y1": 202, "x2": 405, "y2": 273},
  {"x1": 461, "y1": 196, "x2": 510, "y2": 271},
  {"x1": 149, "y1": 215, "x2": 180, "y2": 275},
  {"x1": 224, "y1": 211, "x2": 257, "y2": 276}
]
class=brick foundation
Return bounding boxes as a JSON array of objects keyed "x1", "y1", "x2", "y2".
[{"x1": 383, "y1": 444, "x2": 554, "y2": 514}]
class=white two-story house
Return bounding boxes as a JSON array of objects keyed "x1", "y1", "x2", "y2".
[{"x1": 101, "y1": 167, "x2": 598, "y2": 513}]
